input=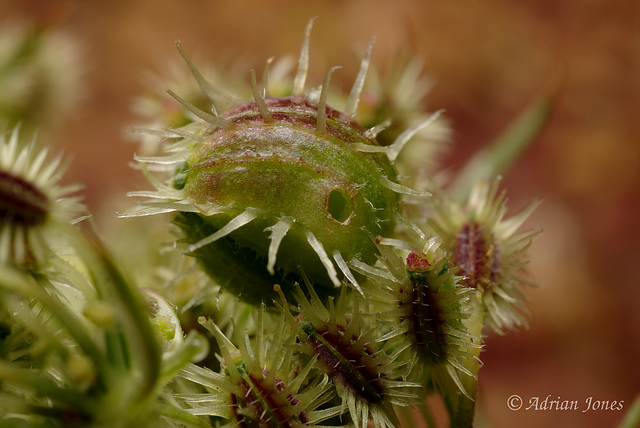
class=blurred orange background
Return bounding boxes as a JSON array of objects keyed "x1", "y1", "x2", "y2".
[{"x1": 2, "y1": 1, "x2": 639, "y2": 427}]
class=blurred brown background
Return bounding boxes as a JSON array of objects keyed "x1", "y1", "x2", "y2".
[{"x1": 2, "y1": 1, "x2": 639, "y2": 427}]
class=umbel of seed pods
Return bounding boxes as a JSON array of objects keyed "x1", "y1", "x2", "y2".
[
  {"x1": 124, "y1": 19, "x2": 442, "y2": 305},
  {"x1": 123, "y1": 19, "x2": 485, "y2": 428}
]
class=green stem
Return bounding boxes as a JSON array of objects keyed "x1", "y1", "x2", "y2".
[
  {"x1": 449, "y1": 95, "x2": 554, "y2": 201},
  {"x1": 397, "y1": 404, "x2": 428, "y2": 428},
  {"x1": 0, "y1": 362, "x2": 97, "y2": 416},
  {"x1": 65, "y1": 221, "x2": 163, "y2": 397},
  {"x1": 618, "y1": 394, "x2": 640, "y2": 428},
  {"x1": 444, "y1": 293, "x2": 485, "y2": 428},
  {"x1": 0, "y1": 268, "x2": 110, "y2": 383},
  {"x1": 417, "y1": 401, "x2": 438, "y2": 428}
]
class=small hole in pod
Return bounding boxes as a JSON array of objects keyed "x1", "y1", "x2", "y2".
[{"x1": 326, "y1": 188, "x2": 353, "y2": 224}]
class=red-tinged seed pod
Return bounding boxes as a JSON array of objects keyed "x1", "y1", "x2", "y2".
[
  {"x1": 124, "y1": 20, "x2": 438, "y2": 305},
  {"x1": 427, "y1": 179, "x2": 540, "y2": 333},
  {"x1": 351, "y1": 237, "x2": 481, "y2": 398},
  {"x1": 0, "y1": 127, "x2": 83, "y2": 266},
  {"x1": 177, "y1": 307, "x2": 343, "y2": 427},
  {"x1": 174, "y1": 97, "x2": 400, "y2": 301},
  {"x1": 0, "y1": 170, "x2": 49, "y2": 227},
  {"x1": 289, "y1": 283, "x2": 420, "y2": 428}
]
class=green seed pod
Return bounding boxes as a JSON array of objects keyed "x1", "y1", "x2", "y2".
[
  {"x1": 124, "y1": 20, "x2": 438, "y2": 305},
  {"x1": 352, "y1": 236, "x2": 481, "y2": 398},
  {"x1": 174, "y1": 96, "x2": 401, "y2": 301},
  {"x1": 178, "y1": 307, "x2": 343, "y2": 427},
  {"x1": 288, "y1": 283, "x2": 420, "y2": 428},
  {"x1": 427, "y1": 179, "x2": 540, "y2": 333}
]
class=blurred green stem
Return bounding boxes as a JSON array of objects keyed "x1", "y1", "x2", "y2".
[
  {"x1": 449, "y1": 95, "x2": 554, "y2": 201},
  {"x1": 444, "y1": 294, "x2": 485, "y2": 428},
  {"x1": 65, "y1": 220, "x2": 162, "y2": 397},
  {"x1": 618, "y1": 394, "x2": 640, "y2": 428}
]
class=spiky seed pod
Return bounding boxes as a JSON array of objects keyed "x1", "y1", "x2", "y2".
[
  {"x1": 177, "y1": 306, "x2": 342, "y2": 427},
  {"x1": 286, "y1": 282, "x2": 420, "y2": 428},
  {"x1": 0, "y1": 127, "x2": 83, "y2": 267},
  {"x1": 169, "y1": 91, "x2": 402, "y2": 304},
  {"x1": 351, "y1": 236, "x2": 481, "y2": 398},
  {"x1": 123, "y1": 20, "x2": 439, "y2": 306},
  {"x1": 427, "y1": 179, "x2": 540, "y2": 333}
]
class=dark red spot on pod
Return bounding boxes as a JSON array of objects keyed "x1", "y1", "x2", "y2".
[{"x1": 406, "y1": 252, "x2": 432, "y2": 272}]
